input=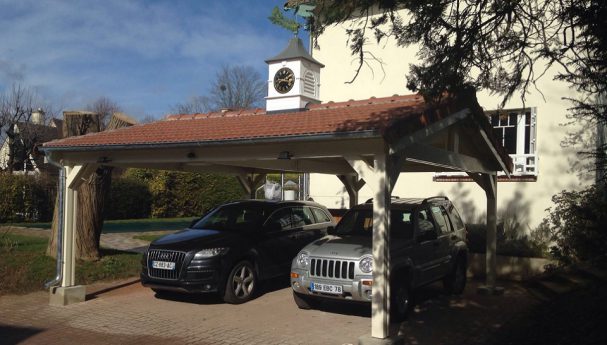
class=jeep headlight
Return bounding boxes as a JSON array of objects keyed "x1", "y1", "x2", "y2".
[
  {"x1": 359, "y1": 255, "x2": 373, "y2": 273},
  {"x1": 297, "y1": 251, "x2": 310, "y2": 268},
  {"x1": 194, "y1": 248, "x2": 229, "y2": 258}
]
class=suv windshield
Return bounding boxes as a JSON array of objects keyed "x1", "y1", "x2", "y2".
[
  {"x1": 191, "y1": 205, "x2": 265, "y2": 231},
  {"x1": 333, "y1": 208, "x2": 414, "y2": 239}
]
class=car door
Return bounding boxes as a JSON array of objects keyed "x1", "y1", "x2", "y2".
[
  {"x1": 411, "y1": 208, "x2": 445, "y2": 285},
  {"x1": 428, "y1": 205, "x2": 454, "y2": 278},
  {"x1": 259, "y1": 207, "x2": 297, "y2": 277},
  {"x1": 295, "y1": 206, "x2": 330, "y2": 245}
]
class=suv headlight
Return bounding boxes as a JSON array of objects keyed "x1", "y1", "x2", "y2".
[
  {"x1": 359, "y1": 255, "x2": 373, "y2": 273},
  {"x1": 194, "y1": 248, "x2": 229, "y2": 258},
  {"x1": 296, "y1": 251, "x2": 310, "y2": 268}
]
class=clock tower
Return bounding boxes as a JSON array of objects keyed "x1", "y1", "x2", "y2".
[{"x1": 265, "y1": 37, "x2": 324, "y2": 112}]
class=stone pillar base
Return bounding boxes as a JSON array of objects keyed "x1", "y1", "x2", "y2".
[
  {"x1": 359, "y1": 334, "x2": 404, "y2": 345},
  {"x1": 49, "y1": 285, "x2": 86, "y2": 306},
  {"x1": 477, "y1": 285, "x2": 505, "y2": 296}
]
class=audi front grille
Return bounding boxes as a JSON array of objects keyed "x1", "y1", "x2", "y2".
[{"x1": 147, "y1": 249, "x2": 186, "y2": 280}]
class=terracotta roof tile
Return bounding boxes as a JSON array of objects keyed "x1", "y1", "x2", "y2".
[{"x1": 43, "y1": 94, "x2": 429, "y2": 149}]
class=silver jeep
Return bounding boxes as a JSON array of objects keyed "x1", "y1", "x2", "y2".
[{"x1": 290, "y1": 197, "x2": 468, "y2": 321}]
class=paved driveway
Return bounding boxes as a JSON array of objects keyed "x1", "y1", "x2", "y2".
[{"x1": 0, "y1": 278, "x2": 537, "y2": 345}]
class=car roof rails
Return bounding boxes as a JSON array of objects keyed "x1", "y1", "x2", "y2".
[
  {"x1": 364, "y1": 196, "x2": 400, "y2": 204},
  {"x1": 421, "y1": 196, "x2": 450, "y2": 205}
]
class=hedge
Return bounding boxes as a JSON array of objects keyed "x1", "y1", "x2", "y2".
[
  {"x1": 105, "y1": 178, "x2": 152, "y2": 220},
  {"x1": 119, "y1": 169, "x2": 245, "y2": 219},
  {"x1": 0, "y1": 173, "x2": 56, "y2": 223},
  {"x1": 1, "y1": 169, "x2": 246, "y2": 222}
]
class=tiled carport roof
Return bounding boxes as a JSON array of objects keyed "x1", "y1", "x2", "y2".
[
  {"x1": 43, "y1": 94, "x2": 428, "y2": 148},
  {"x1": 41, "y1": 93, "x2": 512, "y2": 173}
]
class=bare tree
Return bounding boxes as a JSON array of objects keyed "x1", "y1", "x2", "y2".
[
  {"x1": 173, "y1": 65, "x2": 266, "y2": 114},
  {"x1": 0, "y1": 84, "x2": 49, "y2": 173},
  {"x1": 174, "y1": 95, "x2": 212, "y2": 114},
  {"x1": 86, "y1": 96, "x2": 121, "y2": 130}
]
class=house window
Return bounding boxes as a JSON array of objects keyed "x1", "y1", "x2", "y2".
[
  {"x1": 489, "y1": 108, "x2": 538, "y2": 176},
  {"x1": 434, "y1": 107, "x2": 538, "y2": 181}
]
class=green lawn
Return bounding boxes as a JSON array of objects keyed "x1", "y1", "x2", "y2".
[
  {"x1": 6, "y1": 217, "x2": 196, "y2": 233},
  {"x1": 0, "y1": 233, "x2": 142, "y2": 296}
]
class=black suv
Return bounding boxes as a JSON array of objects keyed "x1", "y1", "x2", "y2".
[
  {"x1": 290, "y1": 197, "x2": 468, "y2": 320},
  {"x1": 141, "y1": 200, "x2": 334, "y2": 304}
]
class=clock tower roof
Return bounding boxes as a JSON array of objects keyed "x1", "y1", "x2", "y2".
[{"x1": 265, "y1": 37, "x2": 324, "y2": 67}]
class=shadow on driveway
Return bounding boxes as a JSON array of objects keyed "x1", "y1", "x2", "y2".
[{"x1": 0, "y1": 325, "x2": 45, "y2": 345}]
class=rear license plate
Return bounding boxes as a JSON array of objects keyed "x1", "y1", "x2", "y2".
[
  {"x1": 311, "y1": 282, "x2": 343, "y2": 294},
  {"x1": 152, "y1": 261, "x2": 175, "y2": 270}
]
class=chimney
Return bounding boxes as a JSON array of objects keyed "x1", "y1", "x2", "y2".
[{"x1": 31, "y1": 108, "x2": 45, "y2": 125}]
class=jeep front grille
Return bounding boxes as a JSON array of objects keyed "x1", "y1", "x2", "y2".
[
  {"x1": 310, "y1": 258, "x2": 355, "y2": 280},
  {"x1": 147, "y1": 249, "x2": 186, "y2": 280}
]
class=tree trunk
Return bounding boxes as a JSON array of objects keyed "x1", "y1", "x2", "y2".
[
  {"x1": 75, "y1": 168, "x2": 111, "y2": 260},
  {"x1": 47, "y1": 111, "x2": 135, "y2": 260}
]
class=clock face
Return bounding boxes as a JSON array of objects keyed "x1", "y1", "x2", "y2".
[{"x1": 273, "y1": 67, "x2": 295, "y2": 94}]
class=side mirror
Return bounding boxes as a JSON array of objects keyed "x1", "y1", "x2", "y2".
[{"x1": 326, "y1": 226, "x2": 335, "y2": 235}]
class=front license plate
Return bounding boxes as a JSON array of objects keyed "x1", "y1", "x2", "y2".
[
  {"x1": 311, "y1": 282, "x2": 343, "y2": 295},
  {"x1": 152, "y1": 261, "x2": 175, "y2": 270}
]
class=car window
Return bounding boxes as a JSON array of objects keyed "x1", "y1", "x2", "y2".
[
  {"x1": 417, "y1": 209, "x2": 436, "y2": 233},
  {"x1": 391, "y1": 210, "x2": 414, "y2": 239},
  {"x1": 311, "y1": 207, "x2": 332, "y2": 223},
  {"x1": 292, "y1": 206, "x2": 314, "y2": 227},
  {"x1": 448, "y1": 204, "x2": 466, "y2": 230},
  {"x1": 431, "y1": 206, "x2": 451, "y2": 234},
  {"x1": 192, "y1": 205, "x2": 264, "y2": 231},
  {"x1": 266, "y1": 207, "x2": 294, "y2": 231},
  {"x1": 334, "y1": 209, "x2": 412, "y2": 238}
]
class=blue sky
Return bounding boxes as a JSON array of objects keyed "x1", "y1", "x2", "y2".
[{"x1": 0, "y1": 0, "x2": 306, "y2": 120}]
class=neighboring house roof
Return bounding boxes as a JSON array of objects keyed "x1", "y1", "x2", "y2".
[{"x1": 16, "y1": 122, "x2": 62, "y2": 144}]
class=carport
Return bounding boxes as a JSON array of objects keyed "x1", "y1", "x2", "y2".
[{"x1": 41, "y1": 91, "x2": 511, "y2": 343}]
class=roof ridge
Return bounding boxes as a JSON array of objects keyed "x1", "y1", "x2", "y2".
[
  {"x1": 309, "y1": 94, "x2": 423, "y2": 111},
  {"x1": 166, "y1": 108, "x2": 266, "y2": 121}
]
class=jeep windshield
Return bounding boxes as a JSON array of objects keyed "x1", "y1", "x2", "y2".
[
  {"x1": 191, "y1": 205, "x2": 266, "y2": 231},
  {"x1": 332, "y1": 208, "x2": 414, "y2": 239}
]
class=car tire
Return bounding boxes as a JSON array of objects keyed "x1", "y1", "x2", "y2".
[
  {"x1": 223, "y1": 260, "x2": 257, "y2": 304},
  {"x1": 293, "y1": 291, "x2": 318, "y2": 310},
  {"x1": 443, "y1": 257, "x2": 467, "y2": 295},
  {"x1": 391, "y1": 282, "x2": 411, "y2": 322}
]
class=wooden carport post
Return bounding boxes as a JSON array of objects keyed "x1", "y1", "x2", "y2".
[
  {"x1": 49, "y1": 164, "x2": 94, "y2": 306},
  {"x1": 347, "y1": 148, "x2": 405, "y2": 344},
  {"x1": 468, "y1": 172, "x2": 503, "y2": 295},
  {"x1": 236, "y1": 173, "x2": 266, "y2": 199},
  {"x1": 337, "y1": 174, "x2": 365, "y2": 208}
]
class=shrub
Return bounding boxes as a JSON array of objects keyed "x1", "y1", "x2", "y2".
[
  {"x1": 105, "y1": 178, "x2": 152, "y2": 220},
  {"x1": 0, "y1": 173, "x2": 55, "y2": 222},
  {"x1": 542, "y1": 185, "x2": 607, "y2": 265},
  {"x1": 122, "y1": 169, "x2": 245, "y2": 218}
]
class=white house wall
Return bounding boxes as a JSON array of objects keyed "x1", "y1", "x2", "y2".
[{"x1": 310, "y1": 15, "x2": 594, "y2": 230}]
